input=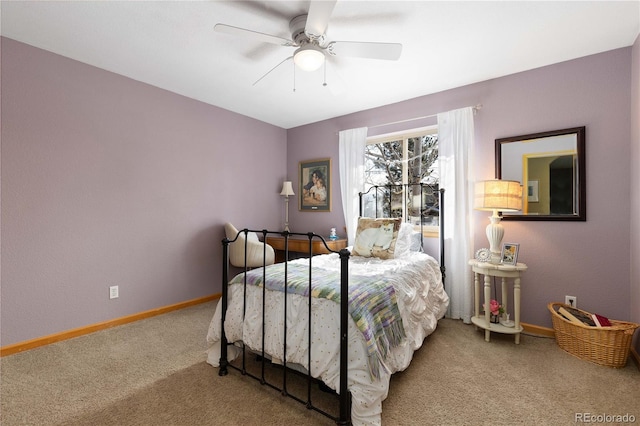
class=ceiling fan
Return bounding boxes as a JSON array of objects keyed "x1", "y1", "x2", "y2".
[{"x1": 214, "y1": 0, "x2": 402, "y2": 86}]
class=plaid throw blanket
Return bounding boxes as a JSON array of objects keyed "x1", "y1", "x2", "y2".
[{"x1": 230, "y1": 262, "x2": 405, "y2": 379}]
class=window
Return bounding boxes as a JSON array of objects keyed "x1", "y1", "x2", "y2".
[{"x1": 363, "y1": 126, "x2": 439, "y2": 235}]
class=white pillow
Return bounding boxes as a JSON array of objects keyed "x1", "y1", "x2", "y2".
[
  {"x1": 409, "y1": 230, "x2": 423, "y2": 252},
  {"x1": 393, "y1": 222, "x2": 414, "y2": 258}
]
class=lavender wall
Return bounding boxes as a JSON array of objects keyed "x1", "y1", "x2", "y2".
[
  {"x1": 631, "y1": 33, "x2": 640, "y2": 351},
  {"x1": 286, "y1": 48, "x2": 633, "y2": 329},
  {"x1": 1, "y1": 38, "x2": 286, "y2": 346},
  {"x1": 2, "y1": 36, "x2": 635, "y2": 346}
]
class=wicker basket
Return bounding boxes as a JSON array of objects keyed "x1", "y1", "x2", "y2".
[{"x1": 548, "y1": 302, "x2": 639, "y2": 368}]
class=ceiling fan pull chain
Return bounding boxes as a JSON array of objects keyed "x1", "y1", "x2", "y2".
[
  {"x1": 293, "y1": 61, "x2": 296, "y2": 92},
  {"x1": 323, "y1": 61, "x2": 327, "y2": 87}
]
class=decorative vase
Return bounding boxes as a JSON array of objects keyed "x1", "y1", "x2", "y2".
[
  {"x1": 500, "y1": 313, "x2": 515, "y2": 328},
  {"x1": 490, "y1": 314, "x2": 500, "y2": 324}
]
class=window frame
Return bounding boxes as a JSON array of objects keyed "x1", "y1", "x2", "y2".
[{"x1": 365, "y1": 125, "x2": 439, "y2": 237}]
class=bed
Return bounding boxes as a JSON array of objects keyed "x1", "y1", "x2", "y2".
[{"x1": 206, "y1": 185, "x2": 449, "y2": 425}]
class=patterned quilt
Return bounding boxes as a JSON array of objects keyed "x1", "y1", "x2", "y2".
[{"x1": 230, "y1": 262, "x2": 406, "y2": 379}]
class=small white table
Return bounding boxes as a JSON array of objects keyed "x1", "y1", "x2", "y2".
[{"x1": 469, "y1": 259, "x2": 528, "y2": 344}]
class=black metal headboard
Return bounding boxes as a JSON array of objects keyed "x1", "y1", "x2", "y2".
[{"x1": 358, "y1": 183, "x2": 445, "y2": 286}]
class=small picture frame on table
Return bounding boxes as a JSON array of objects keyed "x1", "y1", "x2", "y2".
[{"x1": 501, "y1": 243, "x2": 519, "y2": 265}]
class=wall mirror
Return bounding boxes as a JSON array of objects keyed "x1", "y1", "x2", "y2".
[{"x1": 496, "y1": 126, "x2": 586, "y2": 221}]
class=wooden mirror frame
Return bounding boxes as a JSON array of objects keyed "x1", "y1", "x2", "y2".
[{"x1": 495, "y1": 126, "x2": 586, "y2": 221}]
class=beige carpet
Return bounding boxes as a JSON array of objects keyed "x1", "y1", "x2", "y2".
[{"x1": 1, "y1": 300, "x2": 638, "y2": 425}]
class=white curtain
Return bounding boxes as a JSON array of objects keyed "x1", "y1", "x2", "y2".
[
  {"x1": 339, "y1": 127, "x2": 368, "y2": 245},
  {"x1": 437, "y1": 107, "x2": 475, "y2": 323}
]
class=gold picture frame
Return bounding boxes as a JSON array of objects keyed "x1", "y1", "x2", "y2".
[{"x1": 299, "y1": 158, "x2": 331, "y2": 212}]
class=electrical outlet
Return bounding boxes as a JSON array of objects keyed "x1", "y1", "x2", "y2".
[
  {"x1": 109, "y1": 285, "x2": 119, "y2": 299},
  {"x1": 565, "y1": 295, "x2": 576, "y2": 308}
]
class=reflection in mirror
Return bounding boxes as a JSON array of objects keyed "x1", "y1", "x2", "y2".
[{"x1": 496, "y1": 127, "x2": 585, "y2": 221}]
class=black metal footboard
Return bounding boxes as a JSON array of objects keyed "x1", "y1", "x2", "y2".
[{"x1": 219, "y1": 230, "x2": 352, "y2": 425}]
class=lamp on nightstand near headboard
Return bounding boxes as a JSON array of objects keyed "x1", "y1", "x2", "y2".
[
  {"x1": 474, "y1": 179, "x2": 522, "y2": 264},
  {"x1": 280, "y1": 181, "x2": 295, "y2": 232}
]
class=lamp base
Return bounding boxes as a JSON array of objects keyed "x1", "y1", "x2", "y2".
[
  {"x1": 489, "y1": 251, "x2": 502, "y2": 264},
  {"x1": 283, "y1": 196, "x2": 290, "y2": 233},
  {"x1": 486, "y1": 211, "x2": 504, "y2": 264}
]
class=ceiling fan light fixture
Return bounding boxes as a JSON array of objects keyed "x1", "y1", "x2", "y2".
[{"x1": 294, "y1": 44, "x2": 325, "y2": 71}]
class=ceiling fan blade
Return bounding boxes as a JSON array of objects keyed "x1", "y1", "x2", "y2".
[
  {"x1": 214, "y1": 24, "x2": 295, "y2": 47},
  {"x1": 328, "y1": 41, "x2": 402, "y2": 61},
  {"x1": 253, "y1": 56, "x2": 293, "y2": 86},
  {"x1": 323, "y1": 59, "x2": 347, "y2": 96},
  {"x1": 223, "y1": 2, "x2": 293, "y2": 21},
  {"x1": 305, "y1": 0, "x2": 337, "y2": 39}
]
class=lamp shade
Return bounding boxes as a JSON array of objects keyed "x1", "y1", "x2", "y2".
[
  {"x1": 474, "y1": 180, "x2": 522, "y2": 212},
  {"x1": 280, "y1": 181, "x2": 295, "y2": 196},
  {"x1": 293, "y1": 45, "x2": 325, "y2": 71}
]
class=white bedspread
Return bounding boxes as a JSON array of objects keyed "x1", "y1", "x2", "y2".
[{"x1": 206, "y1": 251, "x2": 449, "y2": 425}]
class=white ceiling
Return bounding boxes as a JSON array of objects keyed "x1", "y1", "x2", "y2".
[{"x1": 2, "y1": 1, "x2": 639, "y2": 129}]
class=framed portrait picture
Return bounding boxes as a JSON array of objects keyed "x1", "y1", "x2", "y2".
[
  {"x1": 299, "y1": 158, "x2": 331, "y2": 212},
  {"x1": 501, "y1": 243, "x2": 520, "y2": 265}
]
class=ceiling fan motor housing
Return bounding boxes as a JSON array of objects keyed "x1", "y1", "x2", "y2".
[{"x1": 289, "y1": 14, "x2": 325, "y2": 46}]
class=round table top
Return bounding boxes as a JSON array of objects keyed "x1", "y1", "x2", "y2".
[{"x1": 468, "y1": 258, "x2": 528, "y2": 272}]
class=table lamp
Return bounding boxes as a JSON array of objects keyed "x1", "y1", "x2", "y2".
[
  {"x1": 280, "y1": 181, "x2": 295, "y2": 232},
  {"x1": 474, "y1": 180, "x2": 522, "y2": 263}
]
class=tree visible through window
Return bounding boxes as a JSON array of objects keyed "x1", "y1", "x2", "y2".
[{"x1": 363, "y1": 128, "x2": 439, "y2": 229}]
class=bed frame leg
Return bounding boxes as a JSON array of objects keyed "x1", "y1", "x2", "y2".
[
  {"x1": 337, "y1": 248, "x2": 351, "y2": 425},
  {"x1": 219, "y1": 238, "x2": 230, "y2": 376},
  {"x1": 218, "y1": 358, "x2": 228, "y2": 376}
]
